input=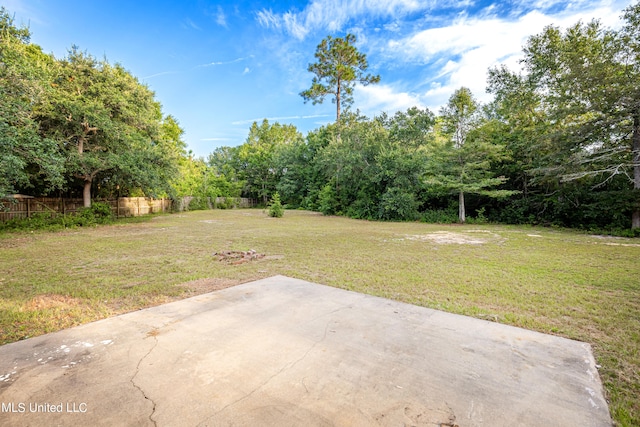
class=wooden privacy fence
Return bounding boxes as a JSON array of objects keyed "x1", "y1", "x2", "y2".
[
  {"x1": 0, "y1": 196, "x2": 171, "y2": 222},
  {"x1": 0, "y1": 196, "x2": 257, "y2": 222}
]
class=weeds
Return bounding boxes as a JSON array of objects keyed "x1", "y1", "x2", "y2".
[{"x1": 0, "y1": 204, "x2": 151, "y2": 232}]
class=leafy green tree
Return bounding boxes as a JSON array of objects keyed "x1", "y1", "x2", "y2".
[
  {"x1": 315, "y1": 113, "x2": 384, "y2": 218},
  {"x1": 489, "y1": 4, "x2": 640, "y2": 228},
  {"x1": 300, "y1": 34, "x2": 380, "y2": 123},
  {"x1": 273, "y1": 137, "x2": 315, "y2": 207},
  {"x1": 173, "y1": 153, "x2": 208, "y2": 196},
  {"x1": 375, "y1": 108, "x2": 434, "y2": 220},
  {"x1": 37, "y1": 47, "x2": 164, "y2": 207},
  {"x1": 236, "y1": 119, "x2": 302, "y2": 204},
  {"x1": 267, "y1": 192, "x2": 284, "y2": 217},
  {"x1": 280, "y1": 124, "x2": 334, "y2": 210},
  {"x1": 207, "y1": 146, "x2": 244, "y2": 198},
  {"x1": 384, "y1": 107, "x2": 435, "y2": 149},
  {"x1": 486, "y1": 65, "x2": 548, "y2": 198},
  {"x1": 428, "y1": 88, "x2": 513, "y2": 223},
  {"x1": 312, "y1": 110, "x2": 432, "y2": 220},
  {"x1": 0, "y1": 8, "x2": 64, "y2": 199}
]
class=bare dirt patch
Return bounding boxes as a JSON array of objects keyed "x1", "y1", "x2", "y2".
[
  {"x1": 178, "y1": 277, "x2": 242, "y2": 295},
  {"x1": 601, "y1": 242, "x2": 640, "y2": 247},
  {"x1": 22, "y1": 294, "x2": 83, "y2": 311},
  {"x1": 404, "y1": 231, "x2": 490, "y2": 245},
  {"x1": 214, "y1": 250, "x2": 266, "y2": 265}
]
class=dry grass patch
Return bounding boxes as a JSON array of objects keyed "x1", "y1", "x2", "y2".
[
  {"x1": 21, "y1": 294, "x2": 83, "y2": 311},
  {"x1": 178, "y1": 277, "x2": 241, "y2": 295}
]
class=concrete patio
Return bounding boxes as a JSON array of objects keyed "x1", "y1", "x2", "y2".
[{"x1": 0, "y1": 275, "x2": 611, "y2": 426}]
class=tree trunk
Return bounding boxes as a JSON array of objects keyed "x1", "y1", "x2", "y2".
[
  {"x1": 336, "y1": 77, "x2": 341, "y2": 124},
  {"x1": 458, "y1": 191, "x2": 466, "y2": 223},
  {"x1": 633, "y1": 114, "x2": 640, "y2": 229},
  {"x1": 83, "y1": 179, "x2": 92, "y2": 208}
]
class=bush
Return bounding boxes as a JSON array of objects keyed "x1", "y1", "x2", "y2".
[
  {"x1": 214, "y1": 197, "x2": 237, "y2": 209},
  {"x1": 421, "y1": 208, "x2": 459, "y2": 224},
  {"x1": 90, "y1": 202, "x2": 114, "y2": 221},
  {"x1": 268, "y1": 193, "x2": 284, "y2": 218},
  {"x1": 318, "y1": 184, "x2": 339, "y2": 215},
  {"x1": 187, "y1": 196, "x2": 209, "y2": 211},
  {"x1": 466, "y1": 207, "x2": 489, "y2": 224},
  {"x1": 0, "y1": 201, "x2": 118, "y2": 232},
  {"x1": 78, "y1": 202, "x2": 114, "y2": 225},
  {"x1": 378, "y1": 188, "x2": 419, "y2": 221}
]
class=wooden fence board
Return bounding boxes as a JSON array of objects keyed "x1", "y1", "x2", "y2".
[
  {"x1": 0, "y1": 197, "x2": 171, "y2": 222},
  {"x1": 0, "y1": 196, "x2": 256, "y2": 222}
]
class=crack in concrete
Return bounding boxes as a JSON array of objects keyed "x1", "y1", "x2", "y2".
[
  {"x1": 130, "y1": 335, "x2": 159, "y2": 427},
  {"x1": 198, "y1": 312, "x2": 344, "y2": 426}
]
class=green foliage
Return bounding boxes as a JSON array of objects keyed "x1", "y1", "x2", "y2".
[
  {"x1": 428, "y1": 88, "x2": 516, "y2": 223},
  {"x1": 466, "y1": 207, "x2": 488, "y2": 224},
  {"x1": 34, "y1": 47, "x2": 169, "y2": 206},
  {"x1": 236, "y1": 120, "x2": 303, "y2": 204},
  {"x1": 378, "y1": 188, "x2": 419, "y2": 221},
  {"x1": 0, "y1": 9, "x2": 185, "y2": 205},
  {"x1": 300, "y1": 33, "x2": 380, "y2": 122},
  {"x1": 318, "y1": 183, "x2": 339, "y2": 215},
  {"x1": 87, "y1": 202, "x2": 113, "y2": 220},
  {"x1": 187, "y1": 196, "x2": 209, "y2": 211},
  {"x1": 0, "y1": 202, "x2": 116, "y2": 232},
  {"x1": 215, "y1": 197, "x2": 237, "y2": 209},
  {"x1": 268, "y1": 192, "x2": 284, "y2": 218},
  {"x1": 0, "y1": 8, "x2": 64, "y2": 198},
  {"x1": 488, "y1": 5, "x2": 640, "y2": 228},
  {"x1": 421, "y1": 208, "x2": 459, "y2": 224}
]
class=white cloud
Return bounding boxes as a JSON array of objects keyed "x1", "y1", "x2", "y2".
[
  {"x1": 256, "y1": 0, "x2": 429, "y2": 40},
  {"x1": 355, "y1": 84, "x2": 426, "y2": 116},
  {"x1": 142, "y1": 71, "x2": 177, "y2": 80},
  {"x1": 243, "y1": 67, "x2": 250, "y2": 74},
  {"x1": 196, "y1": 55, "x2": 254, "y2": 68},
  {"x1": 215, "y1": 6, "x2": 227, "y2": 28},
  {"x1": 256, "y1": 9, "x2": 281, "y2": 29},
  {"x1": 283, "y1": 11, "x2": 309, "y2": 39},
  {"x1": 386, "y1": 2, "x2": 627, "y2": 108},
  {"x1": 182, "y1": 18, "x2": 201, "y2": 31}
]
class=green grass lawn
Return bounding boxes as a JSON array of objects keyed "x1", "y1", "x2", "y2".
[{"x1": 1, "y1": 209, "x2": 638, "y2": 425}]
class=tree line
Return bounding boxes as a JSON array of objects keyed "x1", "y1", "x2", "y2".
[
  {"x1": 2, "y1": 3, "x2": 639, "y2": 232},
  {"x1": 205, "y1": 2, "x2": 640, "y2": 232}
]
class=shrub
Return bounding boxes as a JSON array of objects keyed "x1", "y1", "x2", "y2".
[
  {"x1": 215, "y1": 197, "x2": 237, "y2": 209},
  {"x1": 90, "y1": 202, "x2": 114, "y2": 221},
  {"x1": 77, "y1": 202, "x2": 114, "y2": 225},
  {"x1": 268, "y1": 192, "x2": 284, "y2": 218},
  {"x1": 188, "y1": 197, "x2": 209, "y2": 211},
  {"x1": 467, "y1": 207, "x2": 488, "y2": 224},
  {"x1": 318, "y1": 184, "x2": 338, "y2": 215},
  {"x1": 378, "y1": 188, "x2": 419, "y2": 221},
  {"x1": 421, "y1": 208, "x2": 459, "y2": 224}
]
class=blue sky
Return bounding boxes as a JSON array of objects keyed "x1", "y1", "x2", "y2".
[{"x1": 4, "y1": 0, "x2": 634, "y2": 158}]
